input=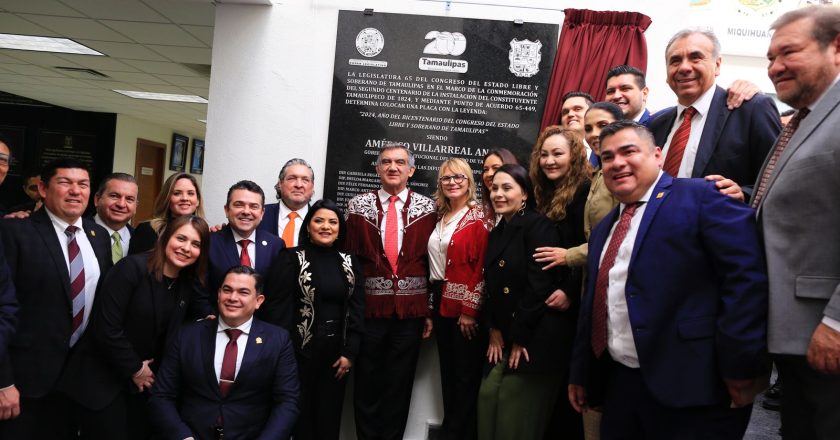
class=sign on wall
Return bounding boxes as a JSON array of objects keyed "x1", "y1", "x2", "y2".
[{"x1": 323, "y1": 10, "x2": 558, "y2": 206}]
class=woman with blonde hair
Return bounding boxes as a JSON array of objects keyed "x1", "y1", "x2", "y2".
[
  {"x1": 129, "y1": 172, "x2": 205, "y2": 255},
  {"x1": 429, "y1": 158, "x2": 490, "y2": 440}
]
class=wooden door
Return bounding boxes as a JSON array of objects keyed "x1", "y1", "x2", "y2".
[{"x1": 133, "y1": 138, "x2": 166, "y2": 223}]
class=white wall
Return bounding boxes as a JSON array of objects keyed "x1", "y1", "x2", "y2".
[
  {"x1": 202, "y1": 1, "x2": 779, "y2": 438},
  {"x1": 113, "y1": 113, "x2": 203, "y2": 186}
]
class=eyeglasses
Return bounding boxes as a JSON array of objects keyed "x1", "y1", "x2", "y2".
[{"x1": 438, "y1": 174, "x2": 466, "y2": 184}]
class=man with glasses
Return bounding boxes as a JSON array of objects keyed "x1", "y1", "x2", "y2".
[
  {"x1": 344, "y1": 144, "x2": 437, "y2": 440},
  {"x1": 258, "y1": 158, "x2": 315, "y2": 247}
]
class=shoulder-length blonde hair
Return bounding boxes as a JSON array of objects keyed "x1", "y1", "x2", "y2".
[
  {"x1": 150, "y1": 172, "x2": 205, "y2": 234},
  {"x1": 529, "y1": 126, "x2": 592, "y2": 222},
  {"x1": 434, "y1": 158, "x2": 477, "y2": 216}
]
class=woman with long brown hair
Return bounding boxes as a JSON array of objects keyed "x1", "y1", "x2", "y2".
[
  {"x1": 480, "y1": 148, "x2": 518, "y2": 223},
  {"x1": 129, "y1": 172, "x2": 205, "y2": 255}
]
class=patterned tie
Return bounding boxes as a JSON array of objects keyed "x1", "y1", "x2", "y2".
[
  {"x1": 220, "y1": 328, "x2": 243, "y2": 398},
  {"x1": 663, "y1": 106, "x2": 697, "y2": 177},
  {"x1": 282, "y1": 212, "x2": 298, "y2": 247},
  {"x1": 65, "y1": 225, "x2": 86, "y2": 347},
  {"x1": 111, "y1": 231, "x2": 123, "y2": 264},
  {"x1": 384, "y1": 195, "x2": 399, "y2": 273},
  {"x1": 239, "y1": 239, "x2": 251, "y2": 267},
  {"x1": 591, "y1": 202, "x2": 641, "y2": 358},
  {"x1": 751, "y1": 108, "x2": 810, "y2": 208}
]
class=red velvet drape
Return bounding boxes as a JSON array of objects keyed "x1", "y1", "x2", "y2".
[{"x1": 540, "y1": 9, "x2": 652, "y2": 130}]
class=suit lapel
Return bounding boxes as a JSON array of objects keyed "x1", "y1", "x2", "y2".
[
  {"x1": 760, "y1": 81, "x2": 840, "y2": 209},
  {"x1": 82, "y1": 218, "x2": 109, "y2": 274},
  {"x1": 692, "y1": 87, "x2": 730, "y2": 178},
  {"x1": 222, "y1": 227, "x2": 240, "y2": 268},
  {"x1": 33, "y1": 210, "x2": 72, "y2": 298},
  {"x1": 629, "y1": 175, "x2": 673, "y2": 266},
  {"x1": 484, "y1": 217, "x2": 518, "y2": 265},
  {"x1": 201, "y1": 321, "x2": 222, "y2": 397},
  {"x1": 254, "y1": 231, "x2": 272, "y2": 274},
  {"x1": 653, "y1": 108, "x2": 678, "y2": 147},
  {"x1": 231, "y1": 320, "x2": 264, "y2": 395}
]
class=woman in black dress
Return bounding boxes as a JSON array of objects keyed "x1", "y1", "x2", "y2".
[
  {"x1": 77, "y1": 215, "x2": 212, "y2": 439},
  {"x1": 128, "y1": 172, "x2": 204, "y2": 254},
  {"x1": 262, "y1": 199, "x2": 365, "y2": 440}
]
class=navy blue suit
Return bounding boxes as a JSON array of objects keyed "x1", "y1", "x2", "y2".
[
  {"x1": 148, "y1": 318, "x2": 300, "y2": 440},
  {"x1": 570, "y1": 175, "x2": 768, "y2": 412},
  {"x1": 258, "y1": 203, "x2": 281, "y2": 236},
  {"x1": 637, "y1": 108, "x2": 652, "y2": 127},
  {"x1": 207, "y1": 226, "x2": 284, "y2": 306},
  {"x1": 649, "y1": 86, "x2": 781, "y2": 200}
]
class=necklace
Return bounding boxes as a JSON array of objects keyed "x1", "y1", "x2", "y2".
[{"x1": 166, "y1": 277, "x2": 177, "y2": 290}]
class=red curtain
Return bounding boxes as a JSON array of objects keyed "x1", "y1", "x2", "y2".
[{"x1": 540, "y1": 9, "x2": 652, "y2": 130}]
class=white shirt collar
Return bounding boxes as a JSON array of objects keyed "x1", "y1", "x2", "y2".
[
  {"x1": 677, "y1": 84, "x2": 716, "y2": 118},
  {"x1": 218, "y1": 316, "x2": 253, "y2": 335},
  {"x1": 231, "y1": 228, "x2": 256, "y2": 243},
  {"x1": 278, "y1": 200, "x2": 308, "y2": 220},
  {"x1": 46, "y1": 208, "x2": 83, "y2": 232},
  {"x1": 619, "y1": 170, "x2": 664, "y2": 209},
  {"x1": 378, "y1": 187, "x2": 409, "y2": 204},
  {"x1": 94, "y1": 214, "x2": 130, "y2": 240}
]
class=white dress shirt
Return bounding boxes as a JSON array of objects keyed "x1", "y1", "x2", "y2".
[
  {"x1": 277, "y1": 202, "x2": 308, "y2": 247},
  {"x1": 94, "y1": 214, "x2": 131, "y2": 258},
  {"x1": 214, "y1": 317, "x2": 253, "y2": 383},
  {"x1": 428, "y1": 206, "x2": 468, "y2": 281},
  {"x1": 379, "y1": 187, "x2": 409, "y2": 253},
  {"x1": 231, "y1": 229, "x2": 257, "y2": 268},
  {"x1": 661, "y1": 85, "x2": 716, "y2": 178},
  {"x1": 46, "y1": 209, "x2": 101, "y2": 343},
  {"x1": 598, "y1": 171, "x2": 663, "y2": 368}
]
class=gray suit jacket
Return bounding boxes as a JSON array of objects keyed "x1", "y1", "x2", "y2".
[{"x1": 757, "y1": 80, "x2": 840, "y2": 355}]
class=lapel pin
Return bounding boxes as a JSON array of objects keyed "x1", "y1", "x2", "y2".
[
  {"x1": 261, "y1": 240, "x2": 267, "y2": 246},
  {"x1": 90, "y1": 229, "x2": 96, "y2": 237},
  {"x1": 656, "y1": 192, "x2": 664, "y2": 199},
  {"x1": 256, "y1": 337, "x2": 263, "y2": 344}
]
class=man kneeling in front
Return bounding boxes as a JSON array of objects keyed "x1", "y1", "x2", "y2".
[{"x1": 149, "y1": 265, "x2": 300, "y2": 440}]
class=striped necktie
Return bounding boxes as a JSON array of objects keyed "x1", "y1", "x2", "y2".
[
  {"x1": 751, "y1": 108, "x2": 809, "y2": 208},
  {"x1": 65, "y1": 225, "x2": 86, "y2": 346}
]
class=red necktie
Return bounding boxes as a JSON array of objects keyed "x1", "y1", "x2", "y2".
[
  {"x1": 239, "y1": 239, "x2": 251, "y2": 267},
  {"x1": 592, "y1": 202, "x2": 641, "y2": 358},
  {"x1": 751, "y1": 108, "x2": 809, "y2": 208},
  {"x1": 384, "y1": 195, "x2": 399, "y2": 273},
  {"x1": 282, "y1": 212, "x2": 298, "y2": 247},
  {"x1": 65, "y1": 225, "x2": 85, "y2": 347},
  {"x1": 663, "y1": 106, "x2": 697, "y2": 177},
  {"x1": 220, "y1": 328, "x2": 243, "y2": 398}
]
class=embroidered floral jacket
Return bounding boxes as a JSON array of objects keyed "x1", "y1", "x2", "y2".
[
  {"x1": 344, "y1": 190, "x2": 436, "y2": 319},
  {"x1": 436, "y1": 205, "x2": 491, "y2": 318}
]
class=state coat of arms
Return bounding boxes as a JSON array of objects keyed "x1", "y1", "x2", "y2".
[{"x1": 508, "y1": 39, "x2": 542, "y2": 78}]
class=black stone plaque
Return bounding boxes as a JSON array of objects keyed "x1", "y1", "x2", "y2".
[
  {"x1": 38, "y1": 130, "x2": 96, "y2": 171},
  {"x1": 323, "y1": 10, "x2": 558, "y2": 207}
]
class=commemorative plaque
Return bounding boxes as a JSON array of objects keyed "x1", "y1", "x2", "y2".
[{"x1": 323, "y1": 10, "x2": 558, "y2": 206}]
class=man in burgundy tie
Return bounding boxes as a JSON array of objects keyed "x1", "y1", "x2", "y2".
[
  {"x1": 0, "y1": 158, "x2": 112, "y2": 439},
  {"x1": 648, "y1": 29, "x2": 781, "y2": 203},
  {"x1": 344, "y1": 144, "x2": 436, "y2": 440},
  {"x1": 208, "y1": 180, "x2": 284, "y2": 308},
  {"x1": 149, "y1": 265, "x2": 300, "y2": 440},
  {"x1": 568, "y1": 121, "x2": 769, "y2": 439},
  {"x1": 759, "y1": 6, "x2": 840, "y2": 439}
]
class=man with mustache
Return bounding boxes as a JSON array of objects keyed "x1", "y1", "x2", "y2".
[
  {"x1": 208, "y1": 180, "x2": 284, "y2": 309},
  {"x1": 93, "y1": 173, "x2": 138, "y2": 264},
  {"x1": 757, "y1": 6, "x2": 840, "y2": 439},
  {"x1": 258, "y1": 159, "x2": 315, "y2": 247},
  {"x1": 648, "y1": 29, "x2": 781, "y2": 203}
]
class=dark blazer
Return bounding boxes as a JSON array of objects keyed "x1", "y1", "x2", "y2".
[
  {"x1": 128, "y1": 221, "x2": 158, "y2": 255},
  {"x1": 638, "y1": 108, "x2": 653, "y2": 127},
  {"x1": 0, "y1": 209, "x2": 112, "y2": 396},
  {"x1": 483, "y1": 209, "x2": 577, "y2": 374},
  {"x1": 648, "y1": 86, "x2": 781, "y2": 199},
  {"x1": 261, "y1": 245, "x2": 365, "y2": 361},
  {"x1": 570, "y1": 175, "x2": 768, "y2": 408},
  {"x1": 60, "y1": 254, "x2": 207, "y2": 410},
  {"x1": 0, "y1": 235, "x2": 17, "y2": 363},
  {"x1": 148, "y1": 318, "x2": 300, "y2": 440},
  {"x1": 258, "y1": 203, "x2": 305, "y2": 243},
  {"x1": 208, "y1": 226, "x2": 284, "y2": 306}
]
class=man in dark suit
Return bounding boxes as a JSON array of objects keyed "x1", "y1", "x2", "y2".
[
  {"x1": 568, "y1": 121, "x2": 769, "y2": 439},
  {"x1": 209, "y1": 180, "x2": 284, "y2": 305},
  {"x1": 0, "y1": 158, "x2": 112, "y2": 438},
  {"x1": 605, "y1": 65, "x2": 653, "y2": 126},
  {"x1": 758, "y1": 6, "x2": 840, "y2": 438},
  {"x1": 0, "y1": 236, "x2": 17, "y2": 420},
  {"x1": 149, "y1": 265, "x2": 300, "y2": 440},
  {"x1": 258, "y1": 159, "x2": 314, "y2": 247},
  {"x1": 648, "y1": 29, "x2": 781, "y2": 202},
  {"x1": 93, "y1": 172, "x2": 138, "y2": 264}
]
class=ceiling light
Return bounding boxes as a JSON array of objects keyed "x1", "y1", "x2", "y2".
[
  {"x1": 113, "y1": 90, "x2": 208, "y2": 104},
  {"x1": 0, "y1": 33, "x2": 104, "y2": 55},
  {"x1": 198, "y1": 119, "x2": 207, "y2": 123}
]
